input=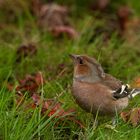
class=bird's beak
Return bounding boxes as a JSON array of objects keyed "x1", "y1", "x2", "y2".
[{"x1": 69, "y1": 54, "x2": 77, "y2": 60}]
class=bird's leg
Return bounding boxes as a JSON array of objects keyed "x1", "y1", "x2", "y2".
[
  {"x1": 105, "y1": 117, "x2": 118, "y2": 132},
  {"x1": 112, "y1": 117, "x2": 117, "y2": 126},
  {"x1": 93, "y1": 118, "x2": 98, "y2": 128},
  {"x1": 92, "y1": 114, "x2": 99, "y2": 129}
]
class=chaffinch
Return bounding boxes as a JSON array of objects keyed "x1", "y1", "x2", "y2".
[{"x1": 70, "y1": 54, "x2": 140, "y2": 117}]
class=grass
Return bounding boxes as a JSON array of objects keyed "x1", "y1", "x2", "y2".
[{"x1": 0, "y1": 0, "x2": 140, "y2": 139}]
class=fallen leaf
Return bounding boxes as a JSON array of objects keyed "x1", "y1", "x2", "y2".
[
  {"x1": 117, "y1": 6, "x2": 133, "y2": 33},
  {"x1": 6, "y1": 83, "x2": 14, "y2": 91},
  {"x1": 34, "y1": 72, "x2": 44, "y2": 86},
  {"x1": 6, "y1": 72, "x2": 83, "y2": 128},
  {"x1": 31, "y1": 93, "x2": 84, "y2": 128},
  {"x1": 120, "y1": 108, "x2": 140, "y2": 126},
  {"x1": 16, "y1": 43, "x2": 37, "y2": 62},
  {"x1": 37, "y1": 3, "x2": 78, "y2": 39},
  {"x1": 123, "y1": 18, "x2": 140, "y2": 44},
  {"x1": 31, "y1": 93, "x2": 41, "y2": 105},
  {"x1": 131, "y1": 77, "x2": 140, "y2": 88},
  {"x1": 38, "y1": 3, "x2": 69, "y2": 27},
  {"x1": 16, "y1": 72, "x2": 45, "y2": 94},
  {"x1": 130, "y1": 108, "x2": 140, "y2": 127},
  {"x1": 67, "y1": 117, "x2": 85, "y2": 128},
  {"x1": 90, "y1": 0, "x2": 110, "y2": 11},
  {"x1": 31, "y1": 93, "x2": 75, "y2": 117},
  {"x1": 50, "y1": 26, "x2": 79, "y2": 39},
  {"x1": 15, "y1": 92, "x2": 25, "y2": 106},
  {"x1": 120, "y1": 111, "x2": 130, "y2": 122},
  {"x1": 31, "y1": 0, "x2": 42, "y2": 17}
]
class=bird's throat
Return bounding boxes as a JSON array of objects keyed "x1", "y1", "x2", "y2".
[{"x1": 74, "y1": 74, "x2": 101, "y2": 83}]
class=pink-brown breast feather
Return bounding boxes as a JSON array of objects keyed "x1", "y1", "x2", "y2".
[
  {"x1": 102, "y1": 73, "x2": 122, "y2": 90},
  {"x1": 72, "y1": 80, "x2": 128, "y2": 115}
]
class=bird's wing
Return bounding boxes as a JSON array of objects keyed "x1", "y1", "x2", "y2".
[
  {"x1": 113, "y1": 85, "x2": 140, "y2": 99},
  {"x1": 102, "y1": 73, "x2": 123, "y2": 91},
  {"x1": 103, "y1": 74, "x2": 140, "y2": 99},
  {"x1": 101, "y1": 73, "x2": 130, "y2": 100}
]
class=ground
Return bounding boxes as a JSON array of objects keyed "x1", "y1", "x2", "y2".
[{"x1": 0, "y1": 0, "x2": 140, "y2": 139}]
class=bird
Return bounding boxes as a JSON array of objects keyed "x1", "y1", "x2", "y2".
[{"x1": 70, "y1": 54, "x2": 140, "y2": 118}]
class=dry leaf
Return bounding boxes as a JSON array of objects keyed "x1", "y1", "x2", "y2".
[
  {"x1": 15, "y1": 92, "x2": 25, "y2": 106},
  {"x1": 38, "y1": 3, "x2": 69, "y2": 28},
  {"x1": 130, "y1": 108, "x2": 140, "y2": 126},
  {"x1": 31, "y1": 93, "x2": 84, "y2": 128},
  {"x1": 37, "y1": 3, "x2": 78, "y2": 39},
  {"x1": 120, "y1": 108, "x2": 140, "y2": 126},
  {"x1": 117, "y1": 6, "x2": 133, "y2": 32},
  {"x1": 31, "y1": 0, "x2": 42, "y2": 17},
  {"x1": 6, "y1": 83, "x2": 14, "y2": 91},
  {"x1": 32, "y1": 93, "x2": 75, "y2": 116},
  {"x1": 123, "y1": 18, "x2": 140, "y2": 44},
  {"x1": 131, "y1": 77, "x2": 140, "y2": 88},
  {"x1": 16, "y1": 72, "x2": 45, "y2": 94},
  {"x1": 7, "y1": 80, "x2": 84, "y2": 128},
  {"x1": 50, "y1": 26, "x2": 79, "y2": 39},
  {"x1": 90, "y1": 0, "x2": 110, "y2": 11},
  {"x1": 16, "y1": 43, "x2": 37, "y2": 62},
  {"x1": 120, "y1": 111, "x2": 130, "y2": 122}
]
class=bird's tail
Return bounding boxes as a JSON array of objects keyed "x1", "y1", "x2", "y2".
[
  {"x1": 113, "y1": 84, "x2": 140, "y2": 99},
  {"x1": 128, "y1": 88, "x2": 140, "y2": 99}
]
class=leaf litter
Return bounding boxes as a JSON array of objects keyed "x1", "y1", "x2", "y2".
[
  {"x1": 120, "y1": 108, "x2": 140, "y2": 127},
  {"x1": 37, "y1": 3, "x2": 79, "y2": 39},
  {"x1": 16, "y1": 43, "x2": 37, "y2": 63},
  {"x1": 2, "y1": 0, "x2": 140, "y2": 131},
  {"x1": 7, "y1": 71, "x2": 84, "y2": 128}
]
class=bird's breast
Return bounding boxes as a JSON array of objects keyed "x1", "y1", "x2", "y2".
[{"x1": 72, "y1": 80, "x2": 128, "y2": 115}]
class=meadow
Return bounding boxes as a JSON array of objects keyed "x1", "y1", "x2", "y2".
[{"x1": 0, "y1": 0, "x2": 140, "y2": 139}]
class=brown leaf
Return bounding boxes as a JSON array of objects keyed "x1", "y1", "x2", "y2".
[
  {"x1": 124, "y1": 18, "x2": 140, "y2": 44},
  {"x1": 37, "y1": 3, "x2": 78, "y2": 39},
  {"x1": 131, "y1": 77, "x2": 140, "y2": 88},
  {"x1": 15, "y1": 92, "x2": 25, "y2": 106},
  {"x1": 16, "y1": 72, "x2": 45, "y2": 94},
  {"x1": 117, "y1": 6, "x2": 133, "y2": 32},
  {"x1": 34, "y1": 72, "x2": 44, "y2": 86},
  {"x1": 68, "y1": 117, "x2": 85, "y2": 128},
  {"x1": 39, "y1": 3, "x2": 69, "y2": 28},
  {"x1": 31, "y1": 93, "x2": 75, "y2": 117},
  {"x1": 31, "y1": 0, "x2": 42, "y2": 17},
  {"x1": 16, "y1": 43, "x2": 37, "y2": 62},
  {"x1": 120, "y1": 111, "x2": 130, "y2": 122},
  {"x1": 32, "y1": 94, "x2": 84, "y2": 128},
  {"x1": 120, "y1": 108, "x2": 140, "y2": 126},
  {"x1": 14, "y1": 92, "x2": 84, "y2": 128},
  {"x1": 32, "y1": 93, "x2": 41, "y2": 105},
  {"x1": 90, "y1": 0, "x2": 110, "y2": 11},
  {"x1": 130, "y1": 108, "x2": 140, "y2": 127},
  {"x1": 50, "y1": 26, "x2": 78, "y2": 39},
  {"x1": 6, "y1": 83, "x2": 14, "y2": 91}
]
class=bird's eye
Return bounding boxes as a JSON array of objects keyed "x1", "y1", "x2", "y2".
[{"x1": 77, "y1": 57, "x2": 84, "y2": 65}]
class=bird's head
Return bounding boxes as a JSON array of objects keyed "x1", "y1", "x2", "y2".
[{"x1": 70, "y1": 54, "x2": 105, "y2": 83}]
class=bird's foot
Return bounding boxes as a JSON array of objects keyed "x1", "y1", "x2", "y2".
[
  {"x1": 93, "y1": 119, "x2": 98, "y2": 129},
  {"x1": 112, "y1": 117, "x2": 117, "y2": 126}
]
